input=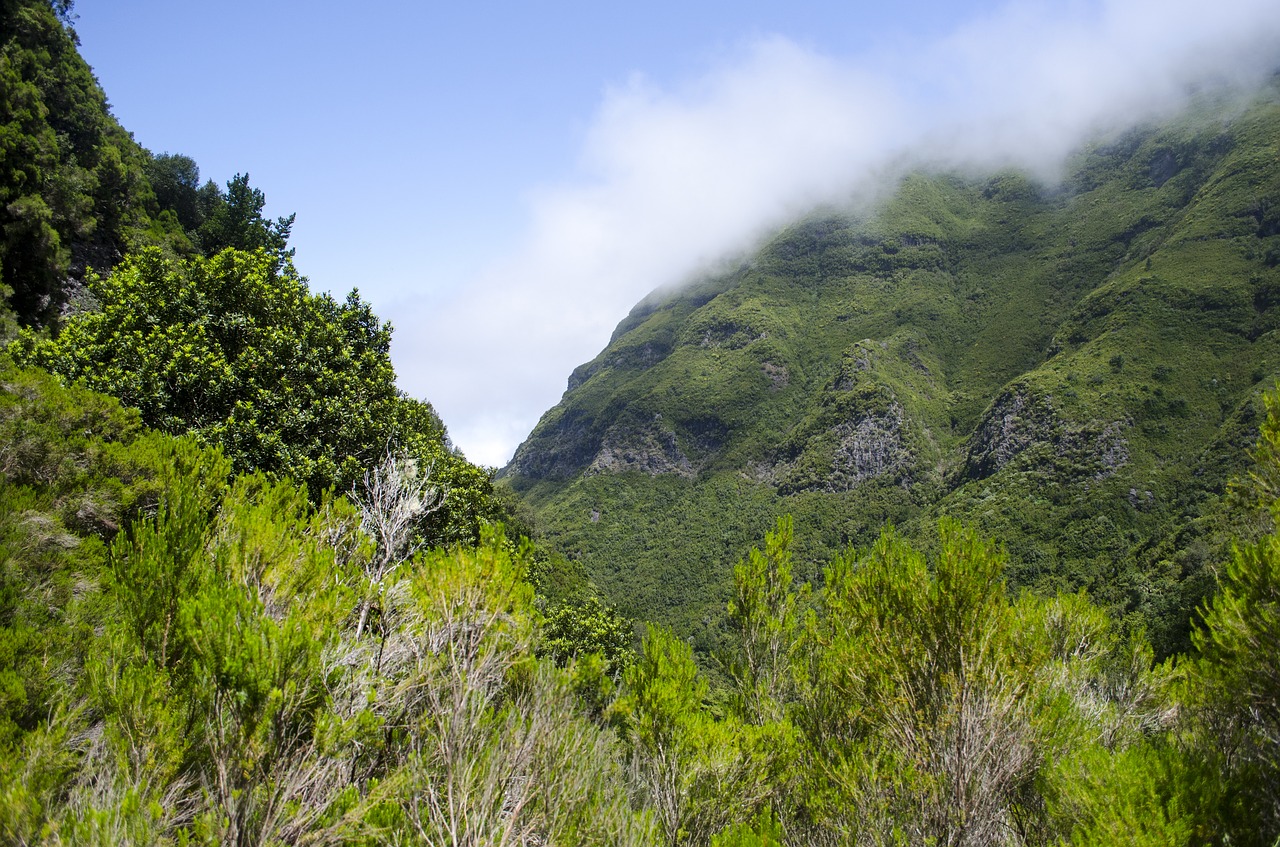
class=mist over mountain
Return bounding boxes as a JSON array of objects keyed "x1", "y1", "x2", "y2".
[
  {"x1": 9, "y1": 1, "x2": 1280, "y2": 841},
  {"x1": 504, "y1": 77, "x2": 1280, "y2": 658},
  {"x1": 408, "y1": 0, "x2": 1280, "y2": 466}
]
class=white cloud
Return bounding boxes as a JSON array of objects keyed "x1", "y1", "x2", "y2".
[{"x1": 395, "y1": 0, "x2": 1280, "y2": 467}]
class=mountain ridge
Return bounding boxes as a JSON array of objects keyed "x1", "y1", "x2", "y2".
[{"x1": 503, "y1": 77, "x2": 1280, "y2": 657}]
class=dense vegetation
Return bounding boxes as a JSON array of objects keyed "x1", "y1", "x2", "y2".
[
  {"x1": 0, "y1": 0, "x2": 299, "y2": 326},
  {"x1": 506, "y1": 79, "x2": 1280, "y2": 662},
  {"x1": 2, "y1": 0, "x2": 1280, "y2": 842},
  {"x1": 7, "y1": 245, "x2": 505, "y2": 542},
  {"x1": 3, "y1": 348, "x2": 1280, "y2": 843},
  {"x1": 0, "y1": 0, "x2": 509, "y2": 546}
]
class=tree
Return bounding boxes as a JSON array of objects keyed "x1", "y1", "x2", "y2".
[
  {"x1": 792, "y1": 520, "x2": 1161, "y2": 845},
  {"x1": 145, "y1": 152, "x2": 203, "y2": 234},
  {"x1": 1181, "y1": 390, "x2": 1280, "y2": 843},
  {"x1": 617, "y1": 625, "x2": 775, "y2": 846},
  {"x1": 350, "y1": 448, "x2": 444, "y2": 638},
  {"x1": 197, "y1": 173, "x2": 294, "y2": 264},
  {"x1": 0, "y1": 0, "x2": 153, "y2": 324},
  {"x1": 14, "y1": 248, "x2": 410, "y2": 499},
  {"x1": 726, "y1": 515, "x2": 801, "y2": 724},
  {"x1": 541, "y1": 595, "x2": 635, "y2": 677}
]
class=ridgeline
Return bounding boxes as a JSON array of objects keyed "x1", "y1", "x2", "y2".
[
  {"x1": 505, "y1": 79, "x2": 1280, "y2": 659},
  {"x1": 5, "y1": 2, "x2": 1280, "y2": 842}
]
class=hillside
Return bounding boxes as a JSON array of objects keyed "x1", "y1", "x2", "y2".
[
  {"x1": 505, "y1": 78, "x2": 1280, "y2": 657},
  {"x1": 6, "y1": 3, "x2": 1280, "y2": 842}
]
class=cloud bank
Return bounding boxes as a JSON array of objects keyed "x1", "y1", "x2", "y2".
[{"x1": 395, "y1": 0, "x2": 1280, "y2": 467}]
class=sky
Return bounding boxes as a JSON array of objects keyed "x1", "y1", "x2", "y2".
[{"x1": 73, "y1": 0, "x2": 1280, "y2": 466}]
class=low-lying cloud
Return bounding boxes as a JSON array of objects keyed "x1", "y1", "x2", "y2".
[{"x1": 394, "y1": 0, "x2": 1280, "y2": 467}]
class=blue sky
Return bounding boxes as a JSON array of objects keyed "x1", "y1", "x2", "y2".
[
  {"x1": 76, "y1": 0, "x2": 995, "y2": 304},
  {"x1": 74, "y1": 0, "x2": 1280, "y2": 465}
]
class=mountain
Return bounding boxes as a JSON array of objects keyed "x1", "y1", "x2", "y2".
[
  {"x1": 504, "y1": 78, "x2": 1280, "y2": 658},
  {"x1": 7, "y1": 6, "x2": 1280, "y2": 841}
]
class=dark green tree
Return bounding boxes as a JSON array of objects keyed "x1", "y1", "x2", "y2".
[
  {"x1": 145, "y1": 152, "x2": 203, "y2": 234},
  {"x1": 198, "y1": 173, "x2": 294, "y2": 264},
  {"x1": 540, "y1": 595, "x2": 635, "y2": 676},
  {"x1": 1181, "y1": 390, "x2": 1280, "y2": 843},
  {"x1": 0, "y1": 0, "x2": 153, "y2": 324}
]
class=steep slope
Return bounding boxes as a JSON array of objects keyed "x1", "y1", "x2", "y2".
[
  {"x1": 0, "y1": 0, "x2": 156, "y2": 325},
  {"x1": 504, "y1": 80, "x2": 1280, "y2": 656},
  {"x1": 0, "y1": 0, "x2": 513, "y2": 543}
]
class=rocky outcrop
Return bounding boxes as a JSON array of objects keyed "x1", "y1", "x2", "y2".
[
  {"x1": 762, "y1": 361, "x2": 789, "y2": 390},
  {"x1": 824, "y1": 403, "x2": 912, "y2": 491},
  {"x1": 963, "y1": 386, "x2": 1056, "y2": 480},
  {"x1": 566, "y1": 341, "x2": 671, "y2": 392},
  {"x1": 505, "y1": 409, "x2": 602, "y2": 482},
  {"x1": 776, "y1": 401, "x2": 917, "y2": 494},
  {"x1": 1057, "y1": 418, "x2": 1130, "y2": 482},
  {"x1": 587, "y1": 420, "x2": 694, "y2": 478},
  {"x1": 963, "y1": 385, "x2": 1130, "y2": 482}
]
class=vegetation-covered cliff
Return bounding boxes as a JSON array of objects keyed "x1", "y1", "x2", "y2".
[
  {"x1": 5, "y1": 1, "x2": 1280, "y2": 842},
  {"x1": 506, "y1": 79, "x2": 1280, "y2": 658}
]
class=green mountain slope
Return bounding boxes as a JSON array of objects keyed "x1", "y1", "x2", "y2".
[{"x1": 504, "y1": 79, "x2": 1280, "y2": 657}]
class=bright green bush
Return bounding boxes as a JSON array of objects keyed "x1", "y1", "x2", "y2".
[{"x1": 10, "y1": 246, "x2": 508, "y2": 544}]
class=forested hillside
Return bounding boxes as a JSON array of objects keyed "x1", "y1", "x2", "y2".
[
  {"x1": 0, "y1": 0, "x2": 505, "y2": 535},
  {"x1": 3, "y1": 0, "x2": 1280, "y2": 843},
  {"x1": 506, "y1": 79, "x2": 1280, "y2": 660}
]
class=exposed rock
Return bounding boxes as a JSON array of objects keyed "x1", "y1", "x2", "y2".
[
  {"x1": 899, "y1": 337, "x2": 934, "y2": 377},
  {"x1": 824, "y1": 402, "x2": 912, "y2": 491},
  {"x1": 762, "y1": 361, "x2": 789, "y2": 390},
  {"x1": 834, "y1": 347, "x2": 874, "y2": 390},
  {"x1": 963, "y1": 386, "x2": 1056, "y2": 480},
  {"x1": 695, "y1": 320, "x2": 767, "y2": 350},
  {"x1": 505, "y1": 410, "x2": 602, "y2": 481},
  {"x1": 566, "y1": 341, "x2": 670, "y2": 392},
  {"x1": 588, "y1": 423, "x2": 695, "y2": 478},
  {"x1": 1128, "y1": 487, "x2": 1155, "y2": 509},
  {"x1": 776, "y1": 401, "x2": 916, "y2": 493},
  {"x1": 1148, "y1": 147, "x2": 1181, "y2": 188},
  {"x1": 682, "y1": 416, "x2": 730, "y2": 459},
  {"x1": 743, "y1": 460, "x2": 780, "y2": 484},
  {"x1": 964, "y1": 385, "x2": 1130, "y2": 482},
  {"x1": 1063, "y1": 419, "x2": 1130, "y2": 481}
]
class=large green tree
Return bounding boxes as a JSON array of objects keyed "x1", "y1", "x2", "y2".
[
  {"x1": 1177, "y1": 391, "x2": 1280, "y2": 844},
  {"x1": 11, "y1": 246, "x2": 503, "y2": 543},
  {"x1": 143, "y1": 153, "x2": 203, "y2": 235},
  {"x1": 197, "y1": 172, "x2": 295, "y2": 264}
]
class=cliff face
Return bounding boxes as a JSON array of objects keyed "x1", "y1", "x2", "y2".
[{"x1": 503, "y1": 81, "x2": 1280, "y2": 657}]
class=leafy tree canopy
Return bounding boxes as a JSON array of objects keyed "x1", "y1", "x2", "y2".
[
  {"x1": 10, "y1": 247, "x2": 504, "y2": 544},
  {"x1": 196, "y1": 172, "x2": 295, "y2": 265}
]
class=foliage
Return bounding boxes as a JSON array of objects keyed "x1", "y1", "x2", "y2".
[
  {"x1": 0, "y1": 1, "x2": 307, "y2": 326},
  {"x1": 143, "y1": 153, "x2": 203, "y2": 236},
  {"x1": 541, "y1": 594, "x2": 636, "y2": 677},
  {"x1": 1177, "y1": 389, "x2": 1280, "y2": 844},
  {"x1": 0, "y1": 356, "x2": 180, "y2": 749},
  {"x1": 5, "y1": 6, "x2": 1280, "y2": 842},
  {"x1": 616, "y1": 625, "x2": 778, "y2": 846},
  {"x1": 0, "y1": 389, "x2": 656, "y2": 844},
  {"x1": 508, "y1": 80, "x2": 1280, "y2": 661},
  {"x1": 0, "y1": 0, "x2": 159, "y2": 324},
  {"x1": 710, "y1": 808, "x2": 783, "y2": 847},
  {"x1": 9, "y1": 247, "x2": 503, "y2": 541},
  {"x1": 2, "y1": 338, "x2": 1280, "y2": 843},
  {"x1": 789, "y1": 520, "x2": 1164, "y2": 845},
  {"x1": 196, "y1": 172, "x2": 296, "y2": 265},
  {"x1": 726, "y1": 515, "x2": 802, "y2": 723}
]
